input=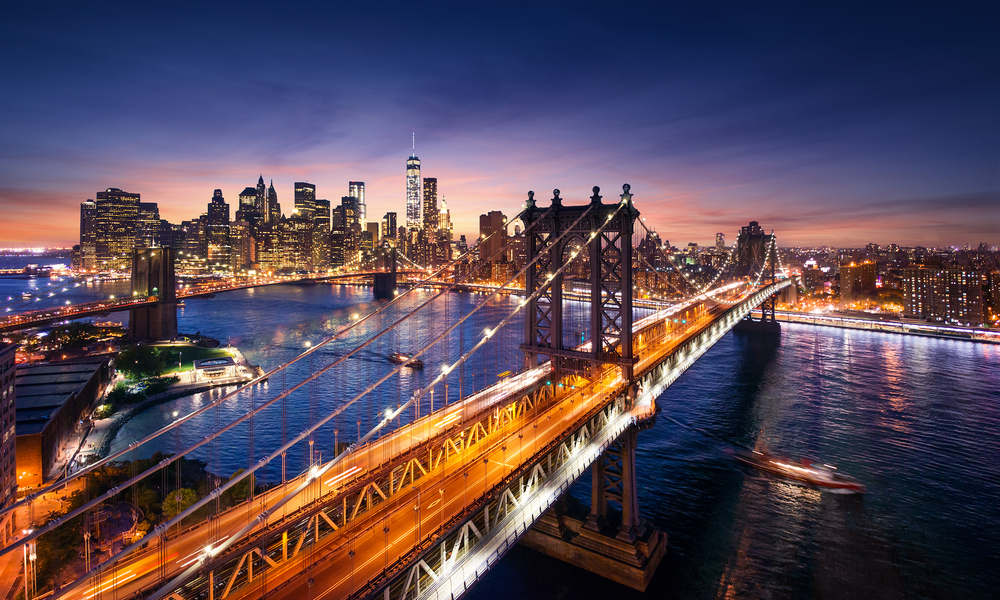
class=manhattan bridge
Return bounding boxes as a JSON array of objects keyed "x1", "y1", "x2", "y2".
[{"x1": 1, "y1": 185, "x2": 791, "y2": 600}]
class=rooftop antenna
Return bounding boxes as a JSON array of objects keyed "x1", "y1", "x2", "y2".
[{"x1": 412, "y1": 130, "x2": 415, "y2": 157}]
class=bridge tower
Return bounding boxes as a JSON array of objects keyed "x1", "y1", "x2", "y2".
[
  {"x1": 733, "y1": 221, "x2": 780, "y2": 333},
  {"x1": 372, "y1": 245, "x2": 397, "y2": 300},
  {"x1": 520, "y1": 185, "x2": 666, "y2": 591},
  {"x1": 128, "y1": 248, "x2": 178, "y2": 340},
  {"x1": 521, "y1": 185, "x2": 639, "y2": 381}
]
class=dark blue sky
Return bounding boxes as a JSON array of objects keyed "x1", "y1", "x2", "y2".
[{"x1": 1, "y1": 1, "x2": 997, "y2": 247}]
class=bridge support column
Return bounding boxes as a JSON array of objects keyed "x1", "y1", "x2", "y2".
[
  {"x1": 373, "y1": 247, "x2": 398, "y2": 300},
  {"x1": 128, "y1": 248, "x2": 178, "y2": 340},
  {"x1": 521, "y1": 426, "x2": 666, "y2": 591}
]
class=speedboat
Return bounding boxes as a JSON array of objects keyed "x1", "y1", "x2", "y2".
[
  {"x1": 733, "y1": 448, "x2": 866, "y2": 493},
  {"x1": 389, "y1": 352, "x2": 424, "y2": 369}
]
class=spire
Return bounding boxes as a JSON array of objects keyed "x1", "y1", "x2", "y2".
[
  {"x1": 258, "y1": 174, "x2": 264, "y2": 185},
  {"x1": 269, "y1": 179, "x2": 275, "y2": 191},
  {"x1": 411, "y1": 130, "x2": 415, "y2": 157}
]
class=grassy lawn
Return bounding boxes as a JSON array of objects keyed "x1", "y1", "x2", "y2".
[{"x1": 154, "y1": 344, "x2": 233, "y2": 374}]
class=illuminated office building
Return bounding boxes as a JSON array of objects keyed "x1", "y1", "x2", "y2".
[
  {"x1": 94, "y1": 187, "x2": 141, "y2": 270},
  {"x1": 422, "y1": 177, "x2": 438, "y2": 232},
  {"x1": 294, "y1": 182, "x2": 317, "y2": 219},
  {"x1": 349, "y1": 181, "x2": 366, "y2": 224},
  {"x1": 406, "y1": 153, "x2": 421, "y2": 231}
]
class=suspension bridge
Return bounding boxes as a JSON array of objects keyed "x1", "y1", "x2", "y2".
[{"x1": 1, "y1": 185, "x2": 792, "y2": 600}]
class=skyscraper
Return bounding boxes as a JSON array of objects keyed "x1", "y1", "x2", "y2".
[
  {"x1": 314, "y1": 199, "x2": 331, "y2": 233},
  {"x1": 206, "y1": 189, "x2": 232, "y2": 272},
  {"x1": 479, "y1": 210, "x2": 508, "y2": 265},
  {"x1": 716, "y1": 232, "x2": 725, "y2": 249},
  {"x1": 94, "y1": 187, "x2": 141, "y2": 270},
  {"x1": 237, "y1": 187, "x2": 260, "y2": 225},
  {"x1": 406, "y1": 151, "x2": 421, "y2": 231},
  {"x1": 79, "y1": 200, "x2": 97, "y2": 269},
  {"x1": 349, "y1": 181, "x2": 366, "y2": 224},
  {"x1": 256, "y1": 175, "x2": 266, "y2": 220},
  {"x1": 137, "y1": 202, "x2": 161, "y2": 248},
  {"x1": 439, "y1": 196, "x2": 452, "y2": 240},
  {"x1": 294, "y1": 182, "x2": 317, "y2": 218},
  {"x1": 422, "y1": 177, "x2": 438, "y2": 232},
  {"x1": 267, "y1": 180, "x2": 281, "y2": 224},
  {"x1": 382, "y1": 212, "x2": 397, "y2": 241}
]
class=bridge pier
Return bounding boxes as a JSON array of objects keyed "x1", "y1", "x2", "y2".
[
  {"x1": 128, "y1": 248, "x2": 178, "y2": 340},
  {"x1": 373, "y1": 247, "x2": 398, "y2": 300},
  {"x1": 521, "y1": 427, "x2": 666, "y2": 591}
]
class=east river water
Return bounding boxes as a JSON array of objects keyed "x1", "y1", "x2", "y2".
[{"x1": 3, "y1": 270, "x2": 998, "y2": 599}]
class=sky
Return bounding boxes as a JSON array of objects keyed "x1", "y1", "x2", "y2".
[{"x1": 1, "y1": 1, "x2": 997, "y2": 248}]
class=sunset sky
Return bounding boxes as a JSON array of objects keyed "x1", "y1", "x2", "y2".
[{"x1": 1, "y1": 1, "x2": 997, "y2": 248}]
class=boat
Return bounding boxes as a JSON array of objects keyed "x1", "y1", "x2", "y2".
[
  {"x1": 732, "y1": 448, "x2": 866, "y2": 493},
  {"x1": 388, "y1": 352, "x2": 424, "y2": 369},
  {"x1": 177, "y1": 300, "x2": 186, "y2": 307}
]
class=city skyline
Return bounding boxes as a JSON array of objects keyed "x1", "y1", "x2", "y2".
[{"x1": 1, "y1": 2, "x2": 997, "y2": 248}]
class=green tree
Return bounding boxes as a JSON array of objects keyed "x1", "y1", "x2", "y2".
[
  {"x1": 117, "y1": 345, "x2": 168, "y2": 379},
  {"x1": 161, "y1": 488, "x2": 198, "y2": 520}
]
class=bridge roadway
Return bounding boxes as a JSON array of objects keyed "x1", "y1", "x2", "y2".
[{"x1": 0, "y1": 271, "x2": 422, "y2": 333}]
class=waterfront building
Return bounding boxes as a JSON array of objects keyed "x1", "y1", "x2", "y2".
[
  {"x1": 0, "y1": 343, "x2": 16, "y2": 545},
  {"x1": 422, "y1": 177, "x2": 438, "y2": 233},
  {"x1": 281, "y1": 213, "x2": 314, "y2": 272},
  {"x1": 903, "y1": 266, "x2": 986, "y2": 326},
  {"x1": 254, "y1": 223, "x2": 282, "y2": 273},
  {"x1": 230, "y1": 220, "x2": 254, "y2": 271},
  {"x1": 349, "y1": 181, "x2": 366, "y2": 224},
  {"x1": 79, "y1": 200, "x2": 98, "y2": 269},
  {"x1": 94, "y1": 187, "x2": 141, "y2": 270},
  {"x1": 15, "y1": 357, "x2": 112, "y2": 488},
  {"x1": 406, "y1": 154, "x2": 421, "y2": 231},
  {"x1": 841, "y1": 260, "x2": 877, "y2": 302},
  {"x1": 479, "y1": 210, "x2": 508, "y2": 267}
]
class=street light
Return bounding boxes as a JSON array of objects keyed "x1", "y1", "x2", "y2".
[
  {"x1": 22, "y1": 529, "x2": 35, "y2": 600},
  {"x1": 412, "y1": 487, "x2": 422, "y2": 545}
]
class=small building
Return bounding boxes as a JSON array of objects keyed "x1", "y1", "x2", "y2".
[
  {"x1": 0, "y1": 343, "x2": 17, "y2": 544},
  {"x1": 15, "y1": 357, "x2": 111, "y2": 487},
  {"x1": 193, "y1": 357, "x2": 237, "y2": 381}
]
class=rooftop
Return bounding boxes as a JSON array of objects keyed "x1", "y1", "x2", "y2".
[{"x1": 15, "y1": 359, "x2": 107, "y2": 436}]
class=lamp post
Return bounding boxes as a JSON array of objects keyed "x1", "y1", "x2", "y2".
[
  {"x1": 438, "y1": 488, "x2": 445, "y2": 534},
  {"x1": 22, "y1": 529, "x2": 35, "y2": 600},
  {"x1": 412, "y1": 487, "x2": 421, "y2": 546}
]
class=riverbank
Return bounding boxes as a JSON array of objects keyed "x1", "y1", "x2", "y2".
[
  {"x1": 69, "y1": 345, "x2": 259, "y2": 472},
  {"x1": 774, "y1": 310, "x2": 1000, "y2": 344}
]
